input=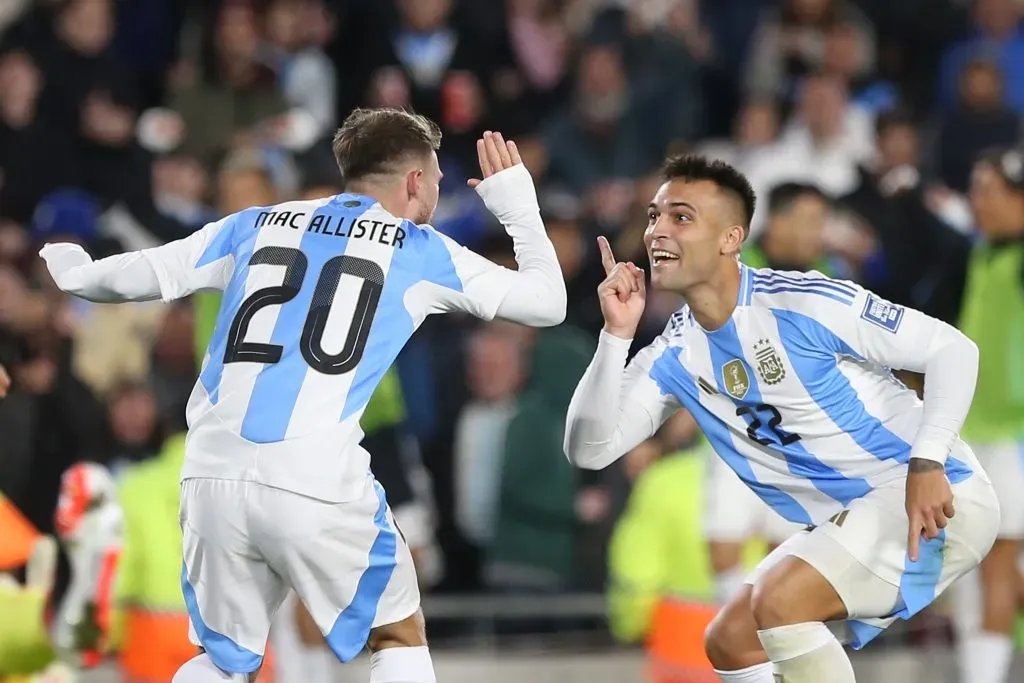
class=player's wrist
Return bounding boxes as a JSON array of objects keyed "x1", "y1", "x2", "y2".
[
  {"x1": 474, "y1": 165, "x2": 539, "y2": 217},
  {"x1": 908, "y1": 457, "x2": 945, "y2": 474},
  {"x1": 601, "y1": 325, "x2": 636, "y2": 343}
]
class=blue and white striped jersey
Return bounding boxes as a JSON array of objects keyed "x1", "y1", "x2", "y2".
[
  {"x1": 153, "y1": 193, "x2": 521, "y2": 501},
  {"x1": 566, "y1": 264, "x2": 982, "y2": 526}
]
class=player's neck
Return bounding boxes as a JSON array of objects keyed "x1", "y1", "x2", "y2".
[
  {"x1": 682, "y1": 263, "x2": 741, "y2": 332},
  {"x1": 345, "y1": 181, "x2": 414, "y2": 221}
]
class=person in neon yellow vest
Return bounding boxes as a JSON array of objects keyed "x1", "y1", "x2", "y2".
[
  {"x1": 950, "y1": 149, "x2": 1024, "y2": 683},
  {"x1": 608, "y1": 439, "x2": 770, "y2": 643}
]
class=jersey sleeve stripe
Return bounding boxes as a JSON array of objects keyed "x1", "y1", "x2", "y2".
[
  {"x1": 770, "y1": 309, "x2": 913, "y2": 463},
  {"x1": 753, "y1": 270, "x2": 857, "y2": 296},
  {"x1": 751, "y1": 284, "x2": 855, "y2": 306}
]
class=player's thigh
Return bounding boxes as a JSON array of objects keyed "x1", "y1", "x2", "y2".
[
  {"x1": 971, "y1": 442, "x2": 1024, "y2": 539},
  {"x1": 702, "y1": 455, "x2": 761, "y2": 543},
  {"x1": 253, "y1": 476, "x2": 421, "y2": 663},
  {"x1": 179, "y1": 478, "x2": 288, "y2": 674},
  {"x1": 796, "y1": 476, "x2": 997, "y2": 625}
]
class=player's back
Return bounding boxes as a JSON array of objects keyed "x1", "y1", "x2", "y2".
[{"x1": 182, "y1": 193, "x2": 459, "y2": 502}]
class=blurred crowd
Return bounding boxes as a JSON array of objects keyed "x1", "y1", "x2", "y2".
[{"x1": 1, "y1": 0, "x2": 1024, "y2": 676}]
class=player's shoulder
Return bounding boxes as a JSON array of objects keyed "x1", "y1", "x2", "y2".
[{"x1": 746, "y1": 265, "x2": 864, "y2": 314}]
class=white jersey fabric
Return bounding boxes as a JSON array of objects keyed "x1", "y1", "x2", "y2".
[
  {"x1": 565, "y1": 264, "x2": 996, "y2": 648},
  {"x1": 41, "y1": 163, "x2": 565, "y2": 674},
  {"x1": 566, "y1": 264, "x2": 982, "y2": 526},
  {"x1": 42, "y1": 164, "x2": 565, "y2": 504}
]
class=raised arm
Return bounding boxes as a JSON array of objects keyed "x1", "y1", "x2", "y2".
[
  {"x1": 423, "y1": 132, "x2": 566, "y2": 327},
  {"x1": 40, "y1": 215, "x2": 237, "y2": 304},
  {"x1": 564, "y1": 237, "x2": 680, "y2": 469}
]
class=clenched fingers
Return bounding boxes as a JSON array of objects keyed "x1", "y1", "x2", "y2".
[{"x1": 600, "y1": 262, "x2": 641, "y2": 303}]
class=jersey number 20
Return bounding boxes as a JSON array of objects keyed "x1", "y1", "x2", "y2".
[{"x1": 223, "y1": 246, "x2": 383, "y2": 375}]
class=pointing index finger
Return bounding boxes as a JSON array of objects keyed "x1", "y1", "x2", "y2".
[
  {"x1": 597, "y1": 236, "x2": 617, "y2": 275},
  {"x1": 907, "y1": 517, "x2": 920, "y2": 562}
]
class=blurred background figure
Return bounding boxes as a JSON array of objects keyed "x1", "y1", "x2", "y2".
[
  {"x1": 0, "y1": 0, "x2": 1023, "y2": 680},
  {"x1": 951, "y1": 148, "x2": 1024, "y2": 683}
]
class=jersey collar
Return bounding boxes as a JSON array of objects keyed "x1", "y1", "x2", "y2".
[{"x1": 737, "y1": 262, "x2": 754, "y2": 307}]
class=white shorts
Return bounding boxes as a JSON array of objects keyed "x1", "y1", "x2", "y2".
[
  {"x1": 179, "y1": 476, "x2": 420, "y2": 674},
  {"x1": 969, "y1": 442, "x2": 1024, "y2": 538},
  {"x1": 744, "y1": 471, "x2": 999, "y2": 649},
  {"x1": 702, "y1": 452, "x2": 805, "y2": 545}
]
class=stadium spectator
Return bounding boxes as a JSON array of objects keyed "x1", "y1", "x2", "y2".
[
  {"x1": 744, "y1": 0, "x2": 875, "y2": 101},
  {"x1": 486, "y1": 326, "x2": 595, "y2": 593},
  {"x1": 744, "y1": 72, "x2": 874, "y2": 235},
  {"x1": 843, "y1": 109, "x2": 972, "y2": 322},
  {"x1": 453, "y1": 323, "x2": 527, "y2": 565},
  {"x1": 261, "y1": 0, "x2": 338, "y2": 146},
  {"x1": 170, "y1": 1, "x2": 289, "y2": 166},
  {"x1": 936, "y1": 58, "x2": 1021, "y2": 193},
  {"x1": 696, "y1": 98, "x2": 782, "y2": 178},
  {"x1": 938, "y1": 0, "x2": 1024, "y2": 113}
]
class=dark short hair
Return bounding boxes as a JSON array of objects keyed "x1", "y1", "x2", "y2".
[
  {"x1": 875, "y1": 107, "x2": 915, "y2": 138},
  {"x1": 767, "y1": 182, "x2": 829, "y2": 216},
  {"x1": 976, "y1": 146, "x2": 1024, "y2": 191},
  {"x1": 332, "y1": 108, "x2": 442, "y2": 185},
  {"x1": 660, "y1": 155, "x2": 757, "y2": 235}
]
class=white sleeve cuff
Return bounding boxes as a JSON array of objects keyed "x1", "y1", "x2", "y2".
[
  {"x1": 474, "y1": 165, "x2": 539, "y2": 219},
  {"x1": 909, "y1": 439, "x2": 949, "y2": 466},
  {"x1": 598, "y1": 329, "x2": 634, "y2": 351}
]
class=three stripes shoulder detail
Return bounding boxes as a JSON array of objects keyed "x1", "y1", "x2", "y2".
[{"x1": 749, "y1": 271, "x2": 857, "y2": 306}]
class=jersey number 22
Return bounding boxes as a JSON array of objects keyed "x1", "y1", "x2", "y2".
[
  {"x1": 223, "y1": 246, "x2": 383, "y2": 375},
  {"x1": 736, "y1": 404, "x2": 802, "y2": 447}
]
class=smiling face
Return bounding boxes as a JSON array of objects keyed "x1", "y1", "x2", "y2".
[{"x1": 643, "y1": 178, "x2": 747, "y2": 293}]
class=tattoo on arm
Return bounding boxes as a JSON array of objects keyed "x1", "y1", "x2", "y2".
[{"x1": 909, "y1": 458, "x2": 944, "y2": 473}]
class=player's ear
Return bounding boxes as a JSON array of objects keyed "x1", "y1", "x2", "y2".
[
  {"x1": 405, "y1": 168, "x2": 422, "y2": 200},
  {"x1": 721, "y1": 224, "x2": 745, "y2": 256}
]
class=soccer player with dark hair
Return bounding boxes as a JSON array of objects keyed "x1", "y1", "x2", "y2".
[{"x1": 565, "y1": 155, "x2": 999, "y2": 682}]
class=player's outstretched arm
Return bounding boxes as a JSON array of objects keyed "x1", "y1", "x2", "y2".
[
  {"x1": 468, "y1": 131, "x2": 566, "y2": 327},
  {"x1": 564, "y1": 238, "x2": 679, "y2": 470},
  {"x1": 39, "y1": 215, "x2": 236, "y2": 304}
]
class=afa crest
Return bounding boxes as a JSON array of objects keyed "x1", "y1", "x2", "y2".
[
  {"x1": 754, "y1": 338, "x2": 786, "y2": 385},
  {"x1": 721, "y1": 359, "x2": 750, "y2": 400}
]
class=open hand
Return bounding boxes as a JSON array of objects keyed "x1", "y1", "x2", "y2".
[
  {"x1": 905, "y1": 458, "x2": 954, "y2": 562},
  {"x1": 467, "y1": 131, "x2": 521, "y2": 189},
  {"x1": 597, "y1": 236, "x2": 645, "y2": 340}
]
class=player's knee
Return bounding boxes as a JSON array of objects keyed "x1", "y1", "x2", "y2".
[
  {"x1": 366, "y1": 609, "x2": 427, "y2": 651},
  {"x1": 749, "y1": 580, "x2": 790, "y2": 629},
  {"x1": 750, "y1": 556, "x2": 845, "y2": 629},
  {"x1": 704, "y1": 594, "x2": 762, "y2": 670}
]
